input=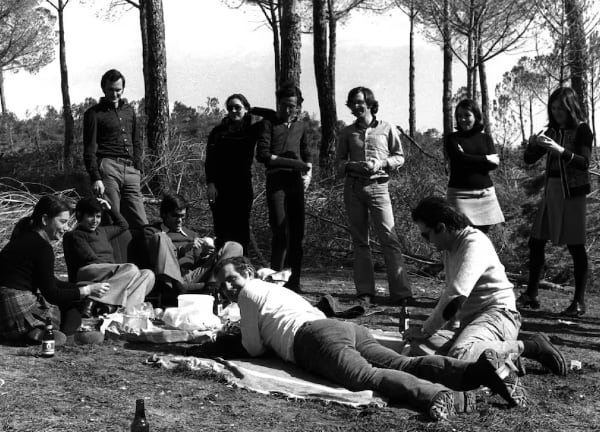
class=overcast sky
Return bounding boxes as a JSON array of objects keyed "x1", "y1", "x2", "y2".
[{"x1": 6, "y1": 0, "x2": 528, "y2": 131}]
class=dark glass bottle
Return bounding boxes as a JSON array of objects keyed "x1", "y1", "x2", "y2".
[
  {"x1": 399, "y1": 304, "x2": 410, "y2": 333},
  {"x1": 131, "y1": 399, "x2": 150, "y2": 432},
  {"x1": 41, "y1": 317, "x2": 55, "y2": 358}
]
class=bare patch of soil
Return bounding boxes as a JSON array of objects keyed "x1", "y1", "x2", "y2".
[{"x1": 1, "y1": 271, "x2": 599, "y2": 431}]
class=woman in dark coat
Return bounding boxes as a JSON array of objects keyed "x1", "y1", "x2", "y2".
[
  {"x1": 205, "y1": 94, "x2": 260, "y2": 254},
  {"x1": 517, "y1": 87, "x2": 592, "y2": 317},
  {"x1": 0, "y1": 195, "x2": 109, "y2": 344}
]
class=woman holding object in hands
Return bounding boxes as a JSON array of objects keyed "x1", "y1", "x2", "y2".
[{"x1": 518, "y1": 87, "x2": 592, "y2": 317}]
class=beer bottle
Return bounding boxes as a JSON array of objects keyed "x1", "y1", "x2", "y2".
[
  {"x1": 41, "y1": 317, "x2": 55, "y2": 358},
  {"x1": 131, "y1": 399, "x2": 150, "y2": 432},
  {"x1": 399, "y1": 304, "x2": 410, "y2": 333}
]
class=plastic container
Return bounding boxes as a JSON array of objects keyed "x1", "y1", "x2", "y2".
[{"x1": 177, "y1": 294, "x2": 214, "y2": 314}]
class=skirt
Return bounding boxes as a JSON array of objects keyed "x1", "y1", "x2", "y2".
[
  {"x1": 446, "y1": 186, "x2": 505, "y2": 226},
  {"x1": 0, "y1": 287, "x2": 60, "y2": 341},
  {"x1": 531, "y1": 178, "x2": 586, "y2": 245}
]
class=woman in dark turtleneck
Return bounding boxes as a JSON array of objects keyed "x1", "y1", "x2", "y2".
[{"x1": 444, "y1": 99, "x2": 504, "y2": 233}]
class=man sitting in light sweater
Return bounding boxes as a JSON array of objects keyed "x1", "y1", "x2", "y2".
[
  {"x1": 193, "y1": 256, "x2": 528, "y2": 422},
  {"x1": 407, "y1": 196, "x2": 567, "y2": 376}
]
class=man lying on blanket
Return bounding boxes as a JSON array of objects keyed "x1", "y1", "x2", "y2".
[{"x1": 194, "y1": 256, "x2": 528, "y2": 422}]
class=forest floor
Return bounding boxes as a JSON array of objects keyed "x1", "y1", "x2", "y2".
[{"x1": 1, "y1": 270, "x2": 599, "y2": 432}]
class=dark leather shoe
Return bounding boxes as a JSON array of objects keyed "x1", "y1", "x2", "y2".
[
  {"x1": 561, "y1": 301, "x2": 586, "y2": 317},
  {"x1": 528, "y1": 333, "x2": 567, "y2": 376},
  {"x1": 80, "y1": 298, "x2": 97, "y2": 318},
  {"x1": 516, "y1": 293, "x2": 540, "y2": 309}
]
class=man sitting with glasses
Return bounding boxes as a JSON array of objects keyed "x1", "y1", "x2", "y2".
[
  {"x1": 144, "y1": 193, "x2": 242, "y2": 305},
  {"x1": 407, "y1": 196, "x2": 567, "y2": 377}
]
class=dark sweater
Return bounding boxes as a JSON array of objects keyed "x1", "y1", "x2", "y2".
[
  {"x1": 83, "y1": 97, "x2": 142, "y2": 182},
  {"x1": 0, "y1": 231, "x2": 80, "y2": 306},
  {"x1": 205, "y1": 115, "x2": 260, "y2": 188},
  {"x1": 255, "y1": 116, "x2": 312, "y2": 173},
  {"x1": 62, "y1": 209, "x2": 128, "y2": 280},
  {"x1": 445, "y1": 129, "x2": 498, "y2": 189}
]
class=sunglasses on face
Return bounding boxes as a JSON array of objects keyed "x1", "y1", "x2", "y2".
[{"x1": 227, "y1": 104, "x2": 244, "y2": 112}]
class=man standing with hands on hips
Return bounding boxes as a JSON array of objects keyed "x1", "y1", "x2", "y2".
[
  {"x1": 83, "y1": 69, "x2": 148, "y2": 228},
  {"x1": 336, "y1": 86, "x2": 412, "y2": 306}
]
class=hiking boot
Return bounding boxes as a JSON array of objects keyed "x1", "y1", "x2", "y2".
[
  {"x1": 475, "y1": 349, "x2": 528, "y2": 408},
  {"x1": 454, "y1": 391, "x2": 477, "y2": 414},
  {"x1": 428, "y1": 390, "x2": 456, "y2": 421},
  {"x1": 561, "y1": 301, "x2": 586, "y2": 318},
  {"x1": 528, "y1": 333, "x2": 567, "y2": 376},
  {"x1": 516, "y1": 293, "x2": 540, "y2": 310}
]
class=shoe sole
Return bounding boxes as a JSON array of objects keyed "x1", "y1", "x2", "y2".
[
  {"x1": 535, "y1": 333, "x2": 567, "y2": 376},
  {"x1": 428, "y1": 391, "x2": 456, "y2": 421},
  {"x1": 479, "y1": 349, "x2": 528, "y2": 408}
]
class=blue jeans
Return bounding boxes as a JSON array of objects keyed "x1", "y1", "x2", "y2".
[
  {"x1": 99, "y1": 157, "x2": 148, "y2": 228},
  {"x1": 343, "y1": 177, "x2": 411, "y2": 299},
  {"x1": 293, "y1": 319, "x2": 475, "y2": 411}
]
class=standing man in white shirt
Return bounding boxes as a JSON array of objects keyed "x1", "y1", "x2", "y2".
[{"x1": 336, "y1": 86, "x2": 412, "y2": 305}]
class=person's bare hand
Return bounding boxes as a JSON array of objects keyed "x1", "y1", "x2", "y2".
[
  {"x1": 536, "y1": 135, "x2": 565, "y2": 155},
  {"x1": 92, "y1": 180, "x2": 105, "y2": 197},
  {"x1": 80, "y1": 282, "x2": 110, "y2": 298},
  {"x1": 486, "y1": 154, "x2": 500, "y2": 166},
  {"x1": 96, "y1": 197, "x2": 111, "y2": 210}
]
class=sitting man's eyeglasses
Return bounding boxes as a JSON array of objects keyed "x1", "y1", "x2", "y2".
[{"x1": 227, "y1": 104, "x2": 244, "y2": 112}]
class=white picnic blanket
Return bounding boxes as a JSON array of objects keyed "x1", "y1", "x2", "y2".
[{"x1": 146, "y1": 354, "x2": 386, "y2": 408}]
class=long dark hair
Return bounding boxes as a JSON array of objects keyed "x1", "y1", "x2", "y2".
[
  {"x1": 346, "y1": 86, "x2": 379, "y2": 115},
  {"x1": 11, "y1": 195, "x2": 71, "y2": 240},
  {"x1": 547, "y1": 87, "x2": 585, "y2": 129}
]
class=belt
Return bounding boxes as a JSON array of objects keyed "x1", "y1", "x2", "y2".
[
  {"x1": 112, "y1": 157, "x2": 134, "y2": 166},
  {"x1": 349, "y1": 176, "x2": 388, "y2": 185}
]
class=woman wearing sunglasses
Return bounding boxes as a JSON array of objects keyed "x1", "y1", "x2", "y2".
[{"x1": 205, "y1": 94, "x2": 261, "y2": 255}]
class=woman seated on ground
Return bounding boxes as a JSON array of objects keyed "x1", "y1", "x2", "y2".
[
  {"x1": 63, "y1": 197, "x2": 155, "y2": 317},
  {"x1": 0, "y1": 195, "x2": 109, "y2": 345}
]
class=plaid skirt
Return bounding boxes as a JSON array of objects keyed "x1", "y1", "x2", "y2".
[{"x1": 0, "y1": 287, "x2": 61, "y2": 341}]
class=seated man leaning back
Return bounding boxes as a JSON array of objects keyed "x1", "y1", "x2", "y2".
[
  {"x1": 144, "y1": 193, "x2": 242, "y2": 305},
  {"x1": 194, "y1": 256, "x2": 529, "y2": 422},
  {"x1": 406, "y1": 196, "x2": 567, "y2": 376},
  {"x1": 63, "y1": 197, "x2": 155, "y2": 317}
]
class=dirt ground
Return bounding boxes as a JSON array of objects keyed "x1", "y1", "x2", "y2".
[{"x1": 1, "y1": 270, "x2": 599, "y2": 432}]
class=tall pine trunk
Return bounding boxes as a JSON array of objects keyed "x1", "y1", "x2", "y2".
[
  {"x1": 0, "y1": 69, "x2": 6, "y2": 114},
  {"x1": 56, "y1": 0, "x2": 74, "y2": 171},
  {"x1": 477, "y1": 42, "x2": 490, "y2": 134},
  {"x1": 280, "y1": 0, "x2": 301, "y2": 88},
  {"x1": 565, "y1": 0, "x2": 589, "y2": 119},
  {"x1": 408, "y1": 1, "x2": 416, "y2": 138},
  {"x1": 442, "y1": 0, "x2": 453, "y2": 137},
  {"x1": 313, "y1": 0, "x2": 338, "y2": 170},
  {"x1": 145, "y1": 0, "x2": 169, "y2": 192}
]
